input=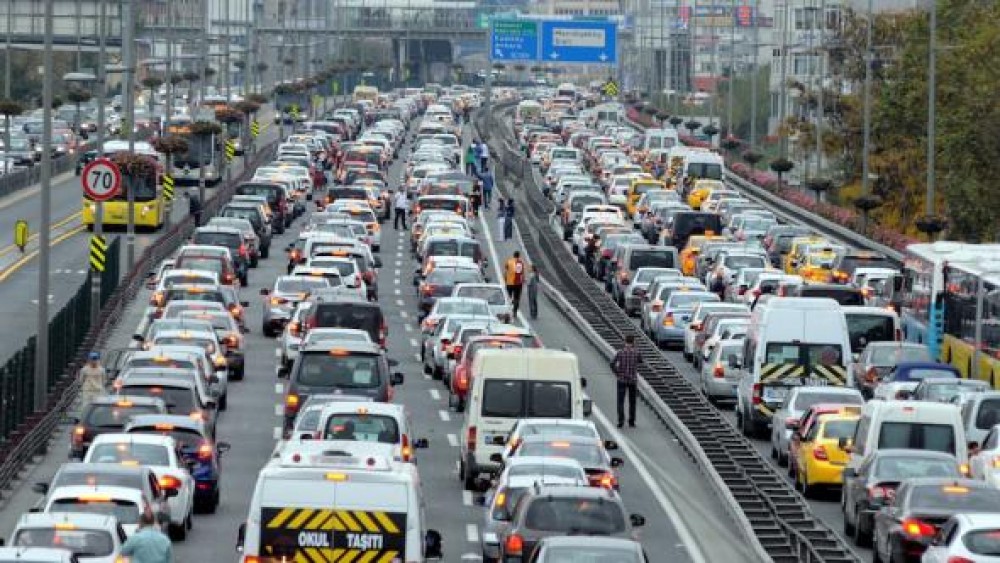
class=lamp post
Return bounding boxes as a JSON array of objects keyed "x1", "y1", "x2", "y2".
[
  {"x1": 34, "y1": 0, "x2": 55, "y2": 410},
  {"x1": 123, "y1": 0, "x2": 137, "y2": 270},
  {"x1": 973, "y1": 263, "x2": 1000, "y2": 383},
  {"x1": 860, "y1": 0, "x2": 873, "y2": 198},
  {"x1": 924, "y1": 0, "x2": 937, "y2": 218}
]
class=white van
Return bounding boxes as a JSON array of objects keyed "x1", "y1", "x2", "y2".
[
  {"x1": 846, "y1": 400, "x2": 967, "y2": 473},
  {"x1": 459, "y1": 349, "x2": 590, "y2": 490},
  {"x1": 240, "y1": 445, "x2": 442, "y2": 562},
  {"x1": 735, "y1": 297, "x2": 852, "y2": 437},
  {"x1": 842, "y1": 305, "x2": 901, "y2": 357},
  {"x1": 642, "y1": 128, "x2": 680, "y2": 152},
  {"x1": 682, "y1": 148, "x2": 725, "y2": 183}
]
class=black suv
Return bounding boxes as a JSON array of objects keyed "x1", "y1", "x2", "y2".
[
  {"x1": 303, "y1": 290, "x2": 387, "y2": 347},
  {"x1": 69, "y1": 395, "x2": 168, "y2": 459}
]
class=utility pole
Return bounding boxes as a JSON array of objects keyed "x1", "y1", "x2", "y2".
[
  {"x1": 726, "y1": 0, "x2": 735, "y2": 137},
  {"x1": 124, "y1": 0, "x2": 137, "y2": 270},
  {"x1": 750, "y1": 0, "x2": 759, "y2": 150},
  {"x1": 860, "y1": 0, "x2": 873, "y2": 198},
  {"x1": 924, "y1": 0, "x2": 937, "y2": 217},
  {"x1": 164, "y1": 1, "x2": 175, "y2": 228},
  {"x1": 5, "y1": 0, "x2": 12, "y2": 100},
  {"x1": 89, "y1": 0, "x2": 108, "y2": 326},
  {"x1": 35, "y1": 0, "x2": 54, "y2": 410},
  {"x1": 778, "y1": 0, "x2": 790, "y2": 160},
  {"x1": 224, "y1": 0, "x2": 232, "y2": 184},
  {"x1": 198, "y1": 0, "x2": 209, "y2": 207},
  {"x1": 804, "y1": 0, "x2": 816, "y2": 182},
  {"x1": 815, "y1": 0, "x2": 826, "y2": 186}
]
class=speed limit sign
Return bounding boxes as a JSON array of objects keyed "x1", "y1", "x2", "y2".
[{"x1": 81, "y1": 158, "x2": 122, "y2": 201}]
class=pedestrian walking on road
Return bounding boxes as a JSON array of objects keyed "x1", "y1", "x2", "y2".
[
  {"x1": 120, "y1": 511, "x2": 173, "y2": 563},
  {"x1": 393, "y1": 189, "x2": 409, "y2": 230},
  {"x1": 78, "y1": 351, "x2": 106, "y2": 406},
  {"x1": 186, "y1": 191, "x2": 202, "y2": 227},
  {"x1": 611, "y1": 334, "x2": 642, "y2": 428},
  {"x1": 464, "y1": 144, "x2": 477, "y2": 176},
  {"x1": 504, "y1": 251, "x2": 529, "y2": 318},
  {"x1": 495, "y1": 197, "x2": 505, "y2": 241},
  {"x1": 479, "y1": 141, "x2": 490, "y2": 172},
  {"x1": 480, "y1": 169, "x2": 494, "y2": 210},
  {"x1": 503, "y1": 199, "x2": 515, "y2": 241},
  {"x1": 470, "y1": 182, "x2": 482, "y2": 217},
  {"x1": 527, "y1": 266, "x2": 540, "y2": 320}
]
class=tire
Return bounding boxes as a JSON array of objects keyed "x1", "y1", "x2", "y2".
[
  {"x1": 462, "y1": 458, "x2": 478, "y2": 491},
  {"x1": 169, "y1": 521, "x2": 187, "y2": 541},
  {"x1": 250, "y1": 256, "x2": 259, "y2": 268},
  {"x1": 262, "y1": 324, "x2": 275, "y2": 338},
  {"x1": 854, "y1": 509, "x2": 873, "y2": 547},
  {"x1": 261, "y1": 246, "x2": 269, "y2": 259},
  {"x1": 800, "y1": 469, "x2": 815, "y2": 498},
  {"x1": 843, "y1": 503, "x2": 856, "y2": 537},
  {"x1": 777, "y1": 450, "x2": 788, "y2": 468},
  {"x1": 770, "y1": 442, "x2": 778, "y2": 460},
  {"x1": 683, "y1": 351, "x2": 692, "y2": 362},
  {"x1": 219, "y1": 393, "x2": 228, "y2": 411}
]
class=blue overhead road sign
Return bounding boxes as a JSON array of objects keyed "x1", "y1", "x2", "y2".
[
  {"x1": 490, "y1": 19, "x2": 540, "y2": 62},
  {"x1": 540, "y1": 20, "x2": 617, "y2": 63}
]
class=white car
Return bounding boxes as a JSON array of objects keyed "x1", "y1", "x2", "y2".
[
  {"x1": 922, "y1": 513, "x2": 1000, "y2": 562},
  {"x1": 278, "y1": 302, "x2": 311, "y2": 376},
  {"x1": 500, "y1": 419, "x2": 607, "y2": 463},
  {"x1": 969, "y1": 422, "x2": 1000, "y2": 489},
  {"x1": 8, "y1": 513, "x2": 126, "y2": 563},
  {"x1": 452, "y1": 283, "x2": 513, "y2": 323},
  {"x1": 43, "y1": 485, "x2": 150, "y2": 536},
  {"x1": 83, "y1": 433, "x2": 195, "y2": 540}
]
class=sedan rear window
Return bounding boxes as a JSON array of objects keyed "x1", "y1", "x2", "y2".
[
  {"x1": 524, "y1": 498, "x2": 626, "y2": 534},
  {"x1": 296, "y1": 353, "x2": 381, "y2": 388},
  {"x1": 13, "y1": 528, "x2": 115, "y2": 557}
]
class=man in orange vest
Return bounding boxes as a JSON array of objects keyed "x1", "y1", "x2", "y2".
[{"x1": 504, "y1": 251, "x2": 529, "y2": 318}]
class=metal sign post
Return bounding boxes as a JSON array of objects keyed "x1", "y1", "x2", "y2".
[{"x1": 81, "y1": 158, "x2": 122, "y2": 304}]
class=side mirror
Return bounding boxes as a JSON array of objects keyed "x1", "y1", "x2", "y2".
[
  {"x1": 580, "y1": 377, "x2": 587, "y2": 389},
  {"x1": 837, "y1": 437, "x2": 853, "y2": 451},
  {"x1": 610, "y1": 456, "x2": 625, "y2": 468},
  {"x1": 582, "y1": 398, "x2": 593, "y2": 417},
  {"x1": 217, "y1": 442, "x2": 232, "y2": 455},
  {"x1": 604, "y1": 439, "x2": 619, "y2": 451},
  {"x1": 968, "y1": 441, "x2": 980, "y2": 452},
  {"x1": 240, "y1": 300, "x2": 250, "y2": 307},
  {"x1": 424, "y1": 530, "x2": 443, "y2": 560},
  {"x1": 133, "y1": 334, "x2": 145, "y2": 343},
  {"x1": 164, "y1": 488, "x2": 179, "y2": 498},
  {"x1": 413, "y1": 438, "x2": 429, "y2": 449},
  {"x1": 236, "y1": 522, "x2": 246, "y2": 552},
  {"x1": 629, "y1": 513, "x2": 646, "y2": 527},
  {"x1": 32, "y1": 482, "x2": 49, "y2": 495},
  {"x1": 260, "y1": 288, "x2": 270, "y2": 295},
  {"x1": 391, "y1": 372, "x2": 404, "y2": 386},
  {"x1": 306, "y1": 193, "x2": 313, "y2": 201},
  {"x1": 893, "y1": 274, "x2": 904, "y2": 292},
  {"x1": 727, "y1": 354, "x2": 740, "y2": 369},
  {"x1": 373, "y1": 257, "x2": 382, "y2": 268},
  {"x1": 489, "y1": 453, "x2": 504, "y2": 463}
]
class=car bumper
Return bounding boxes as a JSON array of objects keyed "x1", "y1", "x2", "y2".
[
  {"x1": 803, "y1": 461, "x2": 848, "y2": 485},
  {"x1": 653, "y1": 326, "x2": 685, "y2": 343},
  {"x1": 703, "y1": 377, "x2": 738, "y2": 398},
  {"x1": 194, "y1": 479, "x2": 219, "y2": 501},
  {"x1": 624, "y1": 295, "x2": 642, "y2": 311}
]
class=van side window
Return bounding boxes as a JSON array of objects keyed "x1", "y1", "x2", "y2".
[
  {"x1": 853, "y1": 416, "x2": 871, "y2": 455},
  {"x1": 983, "y1": 429, "x2": 998, "y2": 451}
]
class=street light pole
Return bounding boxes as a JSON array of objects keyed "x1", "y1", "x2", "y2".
[
  {"x1": 726, "y1": 0, "x2": 735, "y2": 137},
  {"x1": 749, "y1": 0, "x2": 759, "y2": 150},
  {"x1": 224, "y1": 0, "x2": 232, "y2": 184},
  {"x1": 198, "y1": 0, "x2": 209, "y2": 207},
  {"x1": 164, "y1": 3, "x2": 174, "y2": 228},
  {"x1": 815, "y1": 0, "x2": 825, "y2": 186},
  {"x1": 124, "y1": 0, "x2": 137, "y2": 270},
  {"x1": 861, "y1": 0, "x2": 873, "y2": 198},
  {"x1": 35, "y1": 0, "x2": 54, "y2": 410},
  {"x1": 925, "y1": 0, "x2": 937, "y2": 217},
  {"x1": 778, "y1": 0, "x2": 790, "y2": 160},
  {"x1": 90, "y1": 0, "x2": 107, "y2": 326},
  {"x1": 5, "y1": 0, "x2": 12, "y2": 99}
]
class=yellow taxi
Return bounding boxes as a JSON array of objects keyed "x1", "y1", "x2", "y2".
[
  {"x1": 686, "y1": 179, "x2": 726, "y2": 210},
  {"x1": 793, "y1": 413, "x2": 859, "y2": 495},
  {"x1": 795, "y1": 247, "x2": 842, "y2": 282},
  {"x1": 784, "y1": 236, "x2": 830, "y2": 274},
  {"x1": 626, "y1": 179, "x2": 667, "y2": 217},
  {"x1": 680, "y1": 235, "x2": 727, "y2": 276}
]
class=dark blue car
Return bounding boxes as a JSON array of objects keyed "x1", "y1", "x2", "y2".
[
  {"x1": 880, "y1": 362, "x2": 961, "y2": 400},
  {"x1": 124, "y1": 414, "x2": 230, "y2": 513}
]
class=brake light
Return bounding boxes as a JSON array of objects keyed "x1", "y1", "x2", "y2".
[
  {"x1": 379, "y1": 320, "x2": 387, "y2": 348},
  {"x1": 223, "y1": 272, "x2": 234, "y2": 284},
  {"x1": 285, "y1": 393, "x2": 300, "y2": 415},
  {"x1": 901, "y1": 518, "x2": 936, "y2": 539},
  {"x1": 601, "y1": 249, "x2": 612, "y2": 258},
  {"x1": 867, "y1": 484, "x2": 894, "y2": 502},
  {"x1": 650, "y1": 300, "x2": 663, "y2": 312},
  {"x1": 290, "y1": 249, "x2": 301, "y2": 261},
  {"x1": 457, "y1": 369, "x2": 469, "y2": 392},
  {"x1": 421, "y1": 284, "x2": 437, "y2": 296},
  {"x1": 713, "y1": 363, "x2": 725, "y2": 379},
  {"x1": 467, "y1": 426, "x2": 477, "y2": 453},
  {"x1": 662, "y1": 312, "x2": 674, "y2": 326},
  {"x1": 288, "y1": 320, "x2": 301, "y2": 338},
  {"x1": 751, "y1": 383, "x2": 763, "y2": 405},
  {"x1": 228, "y1": 303, "x2": 243, "y2": 319},
  {"x1": 150, "y1": 291, "x2": 164, "y2": 307},
  {"x1": 197, "y1": 442, "x2": 214, "y2": 461},
  {"x1": 239, "y1": 244, "x2": 248, "y2": 258},
  {"x1": 270, "y1": 297, "x2": 288, "y2": 306},
  {"x1": 505, "y1": 534, "x2": 523, "y2": 556},
  {"x1": 812, "y1": 445, "x2": 829, "y2": 461},
  {"x1": 72, "y1": 426, "x2": 86, "y2": 444},
  {"x1": 946, "y1": 557, "x2": 975, "y2": 563},
  {"x1": 401, "y1": 434, "x2": 412, "y2": 462},
  {"x1": 590, "y1": 472, "x2": 617, "y2": 489},
  {"x1": 159, "y1": 475, "x2": 182, "y2": 489}
]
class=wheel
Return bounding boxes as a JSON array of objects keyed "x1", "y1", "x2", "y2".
[
  {"x1": 261, "y1": 247, "x2": 269, "y2": 259},
  {"x1": 871, "y1": 536, "x2": 883, "y2": 563},
  {"x1": 683, "y1": 351, "x2": 692, "y2": 362},
  {"x1": 462, "y1": 459, "x2": 477, "y2": 491},
  {"x1": 168, "y1": 521, "x2": 187, "y2": 541},
  {"x1": 777, "y1": 448, "x2": 788, "y2": 467},
  {"x1": 800, "y1": 469, "x2": 815, "y2": 498},
  {"x1": 219, "y1": 393, "x2": 228, "y2": 411},
  {"x1": 240, "y1": 274, "x2": 249, "y2": 287},
  {"x1": 250, "y1": 256, "x2": 259, "y2": 268},
  {"x1": 854, "y1": 508, "x2": 873, "y2": 547},
  {"x1": 262, "y1": 324, "x2": 275, "y2": 338},
  {"x1": 770, "y1": 442, "x2": 778, "y2": 460},
  {"x1": 235, "y1": 366, "x2": 245, "y2": 381},
  {"x1": 843, "y1": 503, "x2": 856, "y2": 537},
  {"x1": 186, "y1": 512, "x2": 193, "y2": 530}
]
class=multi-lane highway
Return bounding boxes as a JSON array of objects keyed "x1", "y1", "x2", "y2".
[{"x1": 0, "y1": 115, "x2": 766, "y2": 562}]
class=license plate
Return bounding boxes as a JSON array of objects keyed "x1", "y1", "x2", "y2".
[
  {"x1": 763, "y1": 386, "x2": 789, "y2": 402},
  {"x1": 484, "y1": 433, "x2": 506, "y2": 445},
  {"x1": 803, "y1": 377, "x2": 830, "y2": 387}
]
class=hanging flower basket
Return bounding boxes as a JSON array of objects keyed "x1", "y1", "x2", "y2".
[
  {"x1": 702, "y1": 124, "x2": 720, "y2": 137},
  {"x1": 853, "y1": 194, "x2": 883, "y2": 213},
  {"x1": 141, "y1": 76, "x2": 164, "y2": 90},
  {"x1": 246, "y1": 93, "x2": 267, "y2": 105},
  {"x1": 720, "y1": 136, "x2": 741, "y2": 150},
  {"x1": 769, "y1": 157, "x2": 794, "y2": 175},
  {"x1": 273, "y1": 83, "x2": 296, "y2": 96},
  {"x1": 684, "y1": 120, "x2": 702, "y2": 133},
  {"x1": 215, "y1": 107, "x2": 244, "y2": 124},
  {"x1": 67, "y1": 89, "x2": 92, "y2": 104},
  {"x1": 255, "y1": 62, "x2": 269, "y2": 73},
  {"x1": 233, "y1": 60, "x2": 246, "y2": 70},
  {"x1": 110, "y1": 152, "x2": 157, "y2": 178},
  {"x1": 915, "y1": 214, "x2": 948, "y2": 236},
  {"x1": 0, "y1": 100, "x2": 23, "y2": 116},
  {"x1": 152, "y1": 134, "x2": 189, "y2": 155},
  {"x1": 668, "y1": 116, "x2": 684, "y2": 127},
  {"x1": 233, "y1": 101, "x2": 260, "y2": 115},
  {"x1": 190, "y1": 120, "x2": 222, "y2": 136},
  {"x1": 655, "y1": 110, "x2": 670, "y2": 121},
  {"x1": 169, "y1": 73, "x2": 185, "y2": 85},
  {"x1": 182, "y1": 70, "x2": 200, "y2": 82},
  {"x1": 742, "y1": 151, "x2": 763, "y2": 166}
]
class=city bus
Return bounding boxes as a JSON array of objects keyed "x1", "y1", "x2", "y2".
[
  {"x1": 167, "y1": 115, "x2": 221, "y2": 186},
  {"x1": 352, "y1": 85, "x2": 378, "y2": 104},
  {"x1": 82, "y1": 140, "x2": 166, "y2": 230},
  {"x1": 935, "y1": 260, "x2": 1000, "y2": 384}
]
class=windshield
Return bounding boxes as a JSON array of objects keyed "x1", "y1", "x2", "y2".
[
  {"x1": 322, "y1": 414, "x2": 399, "y2": 442},
  {"x1": 846, "y1": 314, "x2": 897, "y2": 353},
  {"x1": 792, "y1": 391, "x2": 862, "y2": 410},
  {"x1": 725, "y1": 255, "x2": 766, "y2": 269},
  {"x1": 910, "y1": 485, "x2": 1000, "y2": 512},
  {"x1": 518, "y1": 441, "x2": 605, "y2": 466},
  {"x1": 878, "y1": 422, "x2": 956, "y2": 454},
  {"x1": 192, "y1": 232, "x2": 239, "y2": 249},
  {"x1": 869, "y1": 346, "x2": 930, "y2": 365},
  {"x1": 436, "y1": 301, "x2": 490, "y2": 317},
  {"x1": 276, "y1": 278, "x2": 328, "y2": 293},
  {"x1": 524, "y1": 498, "x2": 626, "y2": 534},
  {"x1": 85, "y1": 403, "x2": 162, "y2": 427},
  {"x1": 508, "y1": 464, "x2": 583, "y2": 481},
  {"x1": 427, "y1": 269, "x2": 482, "y2": 285},
  {"x1": 482, "y1": 380, "x2": 571, "y2": 418},
  {"x1": 456, "y1": 287, "x2": 505, "y2": 305},
  {"x1": 89, "y1": 442, "x2": 170, "y2": 466},
  {"x1": 296, "y1": 353, "x2": 381, "y2": 388},
  {"x1": 897, "y1": 368, "x2": 958, "y2": 381},
  {"x1": 964, "y1": 530, "x2": 1000, "y2": 557},
  {"x1": 121, "y1": 385, "x2": 195, "y2": 413},
  {"x1": 629, "y1": 250, "x2": 675, "y2": 270},
  {"x1": 669, "y1": 293, "x2": 718, "y2": 308},
  {"x1": 14, "y1": 528, "x2": 114, "y2": 557},
  {"x1": 821, "y1": 419, "x2": 858, "y2": 439},
  {"x1": 924, "y1": 381, "x2": 989, "y2": 401},
  {"x1": 50, "y1": 497, "x2": 141, "y2": 525},
  {"x1": 175, "y1": 258, "x2": 224, "y2": 275},
  {"x1": 543, "y1": 546, "x2": 641, "y2": 563},
  {"x1": 874, "y1": 455, "x2": 959, "y2": 479},
  {"x1": 130, "y1": 427, "x2": 203, "y2": 450},
  {"x1": 765, "y1": 343, "x2": 844, "y2": 366}
]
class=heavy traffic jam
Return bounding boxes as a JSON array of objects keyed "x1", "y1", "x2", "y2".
[{"x1": 3, "y1": 78, "x2": 1000, "y2": 563}]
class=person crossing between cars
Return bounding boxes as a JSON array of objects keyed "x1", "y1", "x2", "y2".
[
  {"x1": 611, "y1": 334, "x2": 642, "y2": 428},
  {"x1": 393, "y1": 189, "x2": 409, "y2": 230},
  {"x1": 504, "y1": 251, "x2": 529, "y2": 318},
  {"x1": 527, "y1": 266, "x2": 540, "y2": 320},
  {"x1": 121, "y1": 511, "x2": 173, "y2": 563}
]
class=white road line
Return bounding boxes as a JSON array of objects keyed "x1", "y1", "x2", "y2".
[
  {"x1": 414, "y1": 353, "x2": 422, "y2": 362},
  {"x1": 273, "y1": 404, "x2": 282, "y2": 416},
  {"x1": 439, "y1": 410, "x2": 450, "y2": 422},
  {"x1": 394, "y1": 278, "x2": 400, "y2": 285},
  {"x1": 274, "y1": 383, "x2": 284, "y2": 395},
  {"x1": 400, "y1": 311, "x2": 408, "y2": 318},
  {"x1": 429, "y1": 389, "x2": 441, "y2": 401},
  {"x1": 396, "y1": 299, "x2": 405, "y2": 306},
  {"x1": 273, "y1": 348, "x2": 281, "y2": 358},
  {"x1": 393, "y1": 269, "x2": 400, "y2": 276},
  {"x1": 272, "y1": 427, "x2": 283, "y2": 440},
  {"x1": 404, "y1": 324, "x2": 414, "y2": 333},
  {"x1": 465, "y1": 524, "x2": 478, "y2": 543},
  {"x1": 450, "y1": 434, "x2": 461, "y2": 449},
  {"x1": 591, "y1": 407, "x2": 708, "y2": 563},
  {"x1": 409, "y1": 338, "x2": 418, "y2": 348},
  {"x1": 394, "y1": 288, "x2": 401, "y2": 295}
]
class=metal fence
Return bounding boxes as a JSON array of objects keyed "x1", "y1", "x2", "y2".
[
  {"x1": 0, "y1": 151, "x2": 84, "y2": 199},
  {"x1": 0, "y1": 237, "x2": 120, "y2": 441}
]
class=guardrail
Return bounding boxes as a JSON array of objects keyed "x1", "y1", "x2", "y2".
[
  {"x1": 0, "y1": 148, "x2": 86, "y2": 198},
  {"x1": 626, "y1": 118, "x2": 904, "y2": 265},
  {"x1": 480, "y1": 103, "x2": 863, "y2": 563},
  {"x1": 0, "y1": 139, "x2": 278, "y2": 501}
]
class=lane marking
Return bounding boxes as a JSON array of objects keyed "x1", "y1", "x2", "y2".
[
  {"x1": 0, "y1": 224, "x2": 86, "y2": 282},
  {"x1": 429, "y1": 389, "x2": 441, "y2": 401},
  {"x1": 438, "y1": 410, "x2": 450, "y2": 422},
  {"x1": 400, "y1": 311, "x2": 408, "y2": 319},
  {"x1": 274, "y1": 348, "x2": 281, "y2": 358},
  {"x1": 449, "y1": 434, "x2": 460, "y2": 448},
  {"x1": 465, "y1": 524, "x2": 478, "y2": 543},
  {"x1": 272, "y1": 427, "x2": 282, "y2": 440},
  {"x1": 404, "y1": 324, "x2": 413, "y2": 333},
  {"x1": 396, "y1": 299, "x2": 404, "y2": 306},
  {"x1": 274, "y1": 383, "x2": 284, "y2": 394},
  {"x1": 409, "y1": 338, "x2": 418, "y2": 348},
  {"x1": 273, "y1": 404, "x2": 282, "y2": 416},
  {"x1": 394, "y1": 278, "x2": 400, "y2": 285}
]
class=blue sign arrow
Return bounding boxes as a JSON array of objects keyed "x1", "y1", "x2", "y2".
[
  {"x1": 540, "y1": 20, "x2": 617, "y2": 64},
  {"x1": 490, "y1": 19, "x2": 539, "y2": 62}
]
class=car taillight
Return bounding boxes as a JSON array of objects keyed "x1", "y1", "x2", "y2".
[
  {"x1": 467, "y1": 426, "x2": 477, "y2": 453},
  {"x1": 72, "y1": 426, "x2": 86, "y2": 444},
  {"x1": 946, "y1": 557, "x2": 976, "y2": 563},
  {"x1": 159, "y1": 475, "x2": 182, "y2": 489},
  {"x1": 242, "y1": 557, "x2": 261, "y2": 563},
  {"x1": 751, "y1": 383, "x2": 763, "y2": 405},
  {"x1": 288, "y1": 320, "x2": 301, "y2": 337},
  {"x1": 284, "y1": 393, "x2": 300, "y2": 416},
  {"x1": 752, "y1": 288, "x2": 761, "y2": 297},
  {"x1": 150, "y1": 291, "x2": 164, "y2": 307},
  {"x1": 661, "y1": 312, "x2": 674, "y2": 326},
  {"x1": 650, "y1": 300, "x2": 663, "y2": 312},
  {"x1": 290, "y1": 249, "x2": 301, "y2": 261},
  {"x1": 223, "y1": 333, "x2": 239, "y2": 348},
  {"x1": 197, "y1": 442, "x2": 214, "y2": 461},
  {"x1": 865, "y1": 367, "x2": 879, "y2": 383},
  {"x1": 812, "y1": 446, "x2": 828, "y2": 461},
  {"x1": 901, "y1": 518, "x2": 936, "y2": 539},
  {"x1": 713, "y1": 363, "x2": 725, "y2": 379},
  {"x1": 270, "y1": 297, "x2": 288, "y2": 306},
  {"x1": 738, "y1": 287, "x2": 747, "y2": 296},
  {"x1": 421, "y1": 284, "x2": 436, "y2": 296},
  {"x1": 239, "y1": 244, "x2": 248, "y2": 258},
  {"x1": 505, "y1": 534, "x2": 523, "y2": 556},
  {"x1": 229, "y1": 303, "x2": 243, "y2": 319},
  {"x1": 601, "y1": 249, "x2": 612, "y2": 258},
  {"x1": 401, "y1": 434, "x2": 412, "y2": 462},
  {"x1": 868, "y1": 485, "x2": 894, "y2": 502},
  {"x1": 590, "y1": 472, "x2": 616, "y2": 489},
  {"x1": 457, "y1": 369, "x2": 469, "y2": 392},
  {"x1": 452, "y1": 345, "x2": 463, "y2": 358}
]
